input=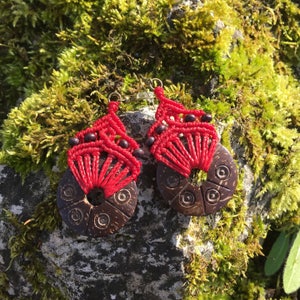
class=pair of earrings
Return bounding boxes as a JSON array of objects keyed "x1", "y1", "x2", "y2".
[{"x1": 57, "y1": 81, "x2": 238, "y2": 238}]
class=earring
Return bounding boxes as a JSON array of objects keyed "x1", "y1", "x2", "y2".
[
  {"x1": 57, "y1": 93, "x2": 143, "y2": 237},
  {"x1": 146, "y1": 80, "x2": 237, "y2": 216}
]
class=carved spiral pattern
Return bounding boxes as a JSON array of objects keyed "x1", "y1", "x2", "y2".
[
  {"x1": 61, "y1": 184, "x2": 76, "y2": 201},
  {"x1": 94, "y1": 213, "x2": 110, "y2": 229},
  {"x1": 68, "y1": 208, "x2": 83, "y2": 225},
  {"x1": 115, "y1": 189, "x2": 131, "y2": 203},
  {"x1": 179, "y1": 190, "x2": 196, "y2": 207}
]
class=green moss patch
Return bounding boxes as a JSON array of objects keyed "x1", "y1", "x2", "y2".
[{"x1": 0, "y1": 0, "x2": 299, "y2": 298}]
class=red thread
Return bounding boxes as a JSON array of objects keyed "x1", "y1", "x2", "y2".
[
  {"x1": 148, "y1": 87, "x2": 219, "y2": 177},
  {"x1": 68, "y1": 101, "x2": 141, "y2": 198}
]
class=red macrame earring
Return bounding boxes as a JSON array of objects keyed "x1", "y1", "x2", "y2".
[
  {"x1": 57, "y1": 93, "x2": 143, "y2": 237},
  {"x1": 146, "y1": 80, "x2": 238, "y2": 216}
]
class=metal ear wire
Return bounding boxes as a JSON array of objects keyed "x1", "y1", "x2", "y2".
[
  {"x1": 108, "y1": 91, "x2": 123, "y2": 102},
  {"x1": 150, "y1": 78, "x2": 163, "y2": 90}
]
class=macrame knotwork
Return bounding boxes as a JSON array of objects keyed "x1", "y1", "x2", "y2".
[
  {"x1": 57, "y1": 98, "x2": 143, "y2": 237},
  {"x1": 146, "y1": 84, "x2": 238, "y2": 216}
]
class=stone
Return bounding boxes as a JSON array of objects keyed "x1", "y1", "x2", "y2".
[
  {"x1": 0, "y1": 107, "x2": 260, "y2": 299},
  {"x1": 0, "y1": 108, "x2": 188, "y2": 299}
]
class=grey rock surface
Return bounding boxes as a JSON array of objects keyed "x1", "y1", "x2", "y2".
[
  {"x1": 0, "y1": 106, "x2": 256, "y2": 299},
  {"x1": 0, "y1": 107, "x2": 189, "y2": 299},
  {"x1": 0, "y1": 165, "x2": 50, "y2": 297}
]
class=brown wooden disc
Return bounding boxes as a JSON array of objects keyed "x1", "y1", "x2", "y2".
[
  {"x1": 57, "y1": 168, "x2": 138, "y2": 237},
  {"x1": 156, "y1": 143, "x2": 238, "y2": 216}
]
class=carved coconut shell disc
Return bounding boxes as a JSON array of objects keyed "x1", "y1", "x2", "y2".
[
  {"x1": 57, "y1": 168, "x2": 138, "y2": 237},
  {"x1": 156, "y1": 143, "x2": 238, "y2": 216}
]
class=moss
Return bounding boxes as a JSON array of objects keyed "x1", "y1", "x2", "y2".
[
  {"x1": 0, "y1": 0, "x2": 299, "y2": 298},
  {"x1": 2, "y1": 192, "x2": 65, "y2": 299},
  {"x1": 0, "y1": 0, "x2": 94, "y2": 123},
  {"x1": 0, "y1": 59, "x2": 129, "y2": 178},
  {"x1": 0, "y1": 271, "x2": 10, "y2": 300},
  {"x1": 182, "y1": 172, "x2": 267, "y2": 297}
]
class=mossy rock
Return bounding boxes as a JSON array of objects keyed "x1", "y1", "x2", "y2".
[{"x1": 0, "y1": 0, "x2": 299, "y2": 298}]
